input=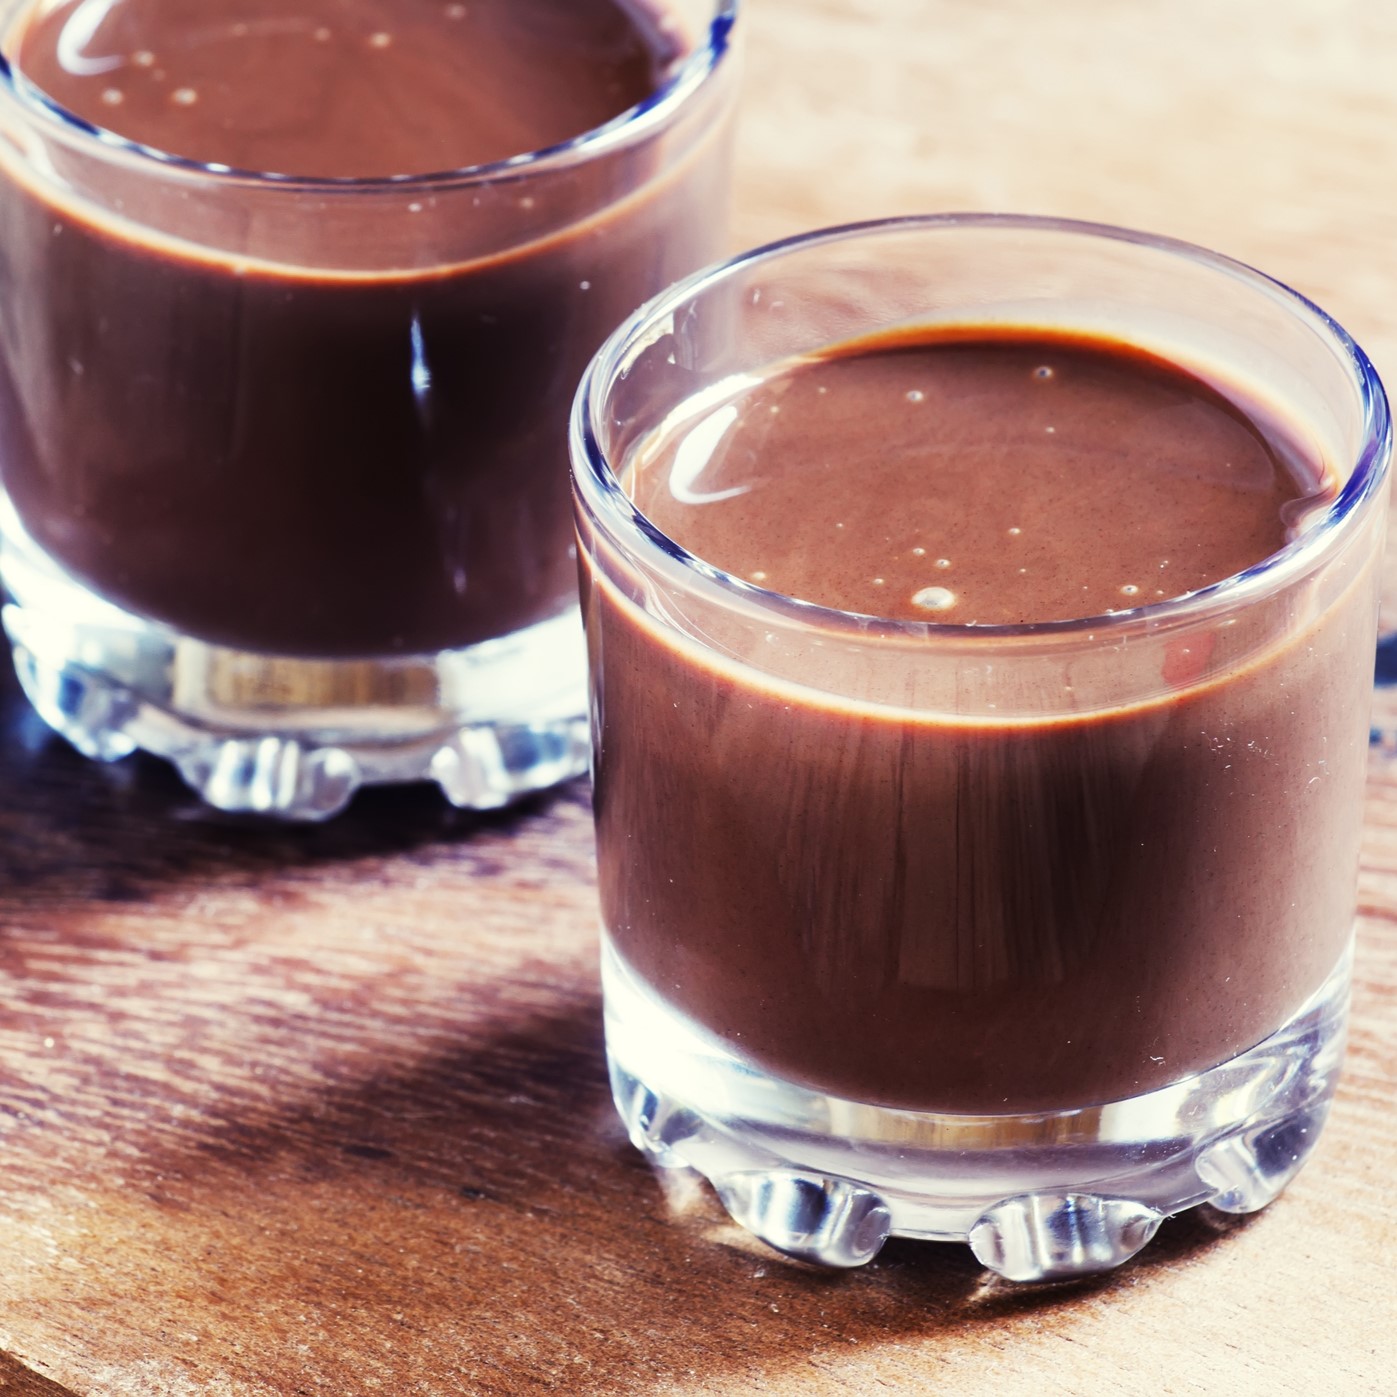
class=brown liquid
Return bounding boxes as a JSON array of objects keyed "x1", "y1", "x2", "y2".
[
  {"x1": 0, "y1": 0, "x2": 729, "y2": 655},
  {"x1": 589, "y1": 331, "x2": 1371, "y2": 1114},
  {"x1": 13, "y1": 0, "x2": 676, "y2": 178},
  {"x1": 630, "y1": 332, "x2": 1324, "y2": 623}
]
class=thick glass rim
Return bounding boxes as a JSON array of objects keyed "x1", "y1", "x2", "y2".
[
  {"x1": 572, "y1": 212, "x2": 1393, "y2": 646},
  {"x1": 0, "y1": 0, "x2": 737, "y2": 190}
]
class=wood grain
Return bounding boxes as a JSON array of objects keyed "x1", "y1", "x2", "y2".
[{"x1": 1, "y1": 0, "x2": 1396, "y2": 1392}]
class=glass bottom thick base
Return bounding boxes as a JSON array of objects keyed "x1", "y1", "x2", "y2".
[
  {"x1": 604, "y1": 934, "x2": 1351, "y2": 1282},
  {"x1": 0, "y1": 503, "x2": 588, "y2": 820}
]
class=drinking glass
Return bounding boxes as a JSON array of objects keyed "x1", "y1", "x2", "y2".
[
  {"x1": 572, "y1": 215, "x2": 1390, "y2": 1281},
  {"x1": 0, "y1": 0, "x2": 738, "y2": 818}
]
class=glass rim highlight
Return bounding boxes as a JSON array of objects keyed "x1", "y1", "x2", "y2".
[
  {"x1": 572, "y1": 212, "x2": 1393, "y2": 647},
  {"x1": 0, "y1": 0, "x2": 737, "y2": 191}
]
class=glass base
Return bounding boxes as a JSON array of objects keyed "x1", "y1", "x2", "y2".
[
  {"x1": 604, "y1": 933, "x2": 1351, "y2": 1282},
  {"x1": 0, "y1": 499, "x2": 588, "y2": 820}
]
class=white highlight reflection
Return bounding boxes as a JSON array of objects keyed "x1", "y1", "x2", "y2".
[
  {"x1": 667, "y1": 403, "x2": 750, "y2": 505},
  {"x1": 55, "y1": 0, "x2": 124, "y2": 76}
]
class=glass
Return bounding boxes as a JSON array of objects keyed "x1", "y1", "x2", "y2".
[
  {"x1": 572, "y1": 215, "x2": 1391, "y2": 1282},
  {"x1": 0, "y1": 0, "x2": 738, "y2": 818}
]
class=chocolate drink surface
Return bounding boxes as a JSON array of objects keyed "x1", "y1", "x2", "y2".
[
  {"x1": 590, "y1": 329, "x2": 1371, "y2": 1114},
  {"x1": 13, "y1": 0, "x2": 676, "y2": 177},
  {"x1": 0, "y1": 0, "x2": 728, "y2": 655}
]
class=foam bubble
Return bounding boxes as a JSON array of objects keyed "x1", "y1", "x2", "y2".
[{"x1": 912, "y1": 586, "x2": 956, "y2": 611}]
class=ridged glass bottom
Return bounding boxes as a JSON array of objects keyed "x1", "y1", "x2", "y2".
[
  {"x1": 0, "y1": 496, "x2": 588, "y2": 820},
  {"x1": 604, "y1": 932, "x2": 1351, "y2": 1282}
]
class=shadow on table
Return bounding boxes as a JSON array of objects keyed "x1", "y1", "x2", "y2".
[{"x1": 25, "y1": 987, "x2": 1261, "y2": 1396}]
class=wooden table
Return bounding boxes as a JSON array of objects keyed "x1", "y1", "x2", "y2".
[{"x1": 3, "y1": 1, "x2": 1397, "y2": 1391}]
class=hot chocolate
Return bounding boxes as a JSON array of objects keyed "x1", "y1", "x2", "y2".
[
  {"x1": 590, "y1": 329, "x2": 1367, "y2": 1114},
  {"x1": 13, "y1": 0, "x2": 676, "y2": 177},
  {"x1": 0, "y1": 0, "x2": 729, "y2": 656}
]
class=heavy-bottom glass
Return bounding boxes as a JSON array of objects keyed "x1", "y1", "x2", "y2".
[
  {"x1": 606, "y1": 933, "x2": 1351, "y2": 1280},
  {"x1": 0, "y1": 496, "x2": 588, "y2": 816},
  {"x1": 571, "y1": 216, "x2": 1391, "y2": 1280},
  {"x1": 0, "y1": 0, "x2": 736, "y2": 819}
]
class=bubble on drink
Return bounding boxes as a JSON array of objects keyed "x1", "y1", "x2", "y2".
[{"x1": 912, "y1": 586, "x2": 956, "y2": 611}]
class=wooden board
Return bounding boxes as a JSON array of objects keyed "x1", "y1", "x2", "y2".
[{"x1": 2, "y1": 0, "x2": 1396, "y2": 1391}]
